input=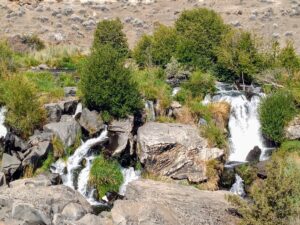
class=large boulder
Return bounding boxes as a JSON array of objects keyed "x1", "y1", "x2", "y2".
[
  {"x1": 110, "y1": 179, "x2": 239, "y2": 225},
  {"x1": 43, "y1": 118, "x2": 81, "y2": 147},
  {"x1": 44, "y1": 103, "x2": 62, "y2": 122},
  {"x1": 0, "y1": 175, "x2": 92, "y2": 225},
  {"x1": 108, "y1": 116, "x2": 134, "y2": 157},
  {"x1": 137, "y1": 122, "x2": 224, "y2": 183},
  {"x1": 22, "y1": 141, "x2": 52, "y2": 167},
  {"x1": 78, "y1": 108, "x2": 104, "y2": 135},
  {"x1": 285, "y1": 115, "x2": 300, "y2": 140},
  {"x1": 246, "y1": 146, "x2": 261, "y2": 162}
]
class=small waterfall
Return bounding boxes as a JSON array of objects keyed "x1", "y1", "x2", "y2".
[
  {"x1": 0, "y1": 107, "x2": 7, "y2": 139},
  {"x1": 230, "y1": 174, "x2": 246, "y2": 197},
  {"x1": 172, "y1": 87, "x2": 181, "y2": 97},
  {"x1": 145, "y1": 100, "x2": 155, "y2": 121},
  {"x1": 119, "y1": 167, "x2": 141, "y2": 195}
]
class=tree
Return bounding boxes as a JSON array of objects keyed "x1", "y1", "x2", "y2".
[
  {"x1": 92, "y1": 19, "x2": 129, "y2": 58},
  {"x1": 216, "y1": 30, "x2": 263, "y2": 84},
  {"x1": 80, "y1": 45, "x2": 142, "y2": 119},
  {"x1": 175, "y1": 8, "x2": 229, "y2": 70},
  {"x1": 278, "y1": 42, "x2": 300, "y2": 77},
  {"x1": 133, "y1": 34, "x2": 153, "y2": 68}
]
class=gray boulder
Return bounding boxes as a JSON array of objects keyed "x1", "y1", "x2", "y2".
[
  {"x1": 0, "y1": 172, "x2": 6, "y2": 186},
  {"x1": 64, "y1": 87, "x2": 77, "y2": 97},
  {"x1": 22, "y1": 141, "x2": 52, "y2": 167},
  {"x1": 108, "y1": 116, "x2": 134, "y2": 156},
  {"x1": 111, "y1": 179, "x2": 239, "y2": 225},
  {"x1": 44, "y1": 103, "x2": 62, "y2": 122},
  {"x1": 61, "y1": 202, "x2": 86, "y2": 221},
  {"x1": 285, "y1": 115, "x2": 300, "y2": 140},
  {"x1": 246, "y1": 146, "x2": 261, "y2": 162},
  {"x1": 137, "y1": 122, "x2": 224, "y2": 183},
  {"x1": 78, "y1": 108, "x2": 104, "y2": 135},
  {"x1": 1, "y1": 153, "x2": 21, "y2": 177},
  {"x1": 43, "y1": 118, "x2": 81, "y2": 147}
]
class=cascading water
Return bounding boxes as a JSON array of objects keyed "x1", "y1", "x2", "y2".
[
  {"x1": 0, "y1": 107, "x2": 7, "y2": 139},
  {"x1": 145, "y1": 100, "x2": 156, "y2": 121},
  {"x1": 51, "y1": 126, "x2": 141, "y2": 205},
  {"x1": 204, "y1": 82, "x2": 271, "y2": 196}
]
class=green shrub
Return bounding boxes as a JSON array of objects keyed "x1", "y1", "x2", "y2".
[
  {"x1": 132, "y1": 68, "x2": 172, "y2": 111},
  {"x1": 35, "y1": 152, "x2": 55, "y2": 175},
  {"x1": 228, "y1": 152, "x2": 300, "y2": 225},
  {"x1": 80, "y1": 45, "x2": 143, "y2": 118},
  {"x1": 216, "y1": 30, "x2": 264, "y2": 83},
  {"x1": 93, "y1": 19, "x2": 129, "y2": 58},
  {"x1": 89, "y1": 155, "x2": 123, "y2": 197},
  {"x1": 181, "y1": 71, "x2": 216, "y2": 99},
  {"x1": 133, "y1": 24, "x2": 177, "y2": 67},
  {"x1": 278, "y1": 42, "x2": 300, "y2": 76},
  {"x1": 277, "y1": 140, "x2": 300, "y2": 155},
  {"x1": 201, "y1": 123, "x2": 226, "y2": 149},
  {"x1": 175, "y1": 8, "x2": 229, "y2": 70},
  {"x1": 259, "y1": 90, "x2": 297, "y2": 143},
  {"x1": 0, "y1": 75, "x2": 45, "y2": 138},
  {"x1": 0, "y1": 41, "x2": 17, "y2": 76},
  {"x1": 21, "y1": 34, "x2": 45, "y2": 51}
]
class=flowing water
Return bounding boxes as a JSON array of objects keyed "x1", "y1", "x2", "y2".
[
  {"x1": 51, "y1": 127, "x2": 140, "y2": 205},
  {"x1": 203, "y1": 82, "x2": 271, "y2": 196},
  {"x1": 0, "y1": 107, "x2": 7, "y2": 139}
]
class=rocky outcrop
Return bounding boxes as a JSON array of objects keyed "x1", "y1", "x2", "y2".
[
  {"x1": 0, "y1": 175, "x2": 92, "y2": 225},
  {"x1": 1, "y1": 153, "x2": 21, "y2": 178},
  {"x1": 108, "y1": 116, "x2": 134, "y2": 157},
  {"x1": 246, "y1": 146, "x2": 261, "y2": 162},
  {"x1": 137, "y1": 122, "x2": 224, "y2": 183},
  {"x1": 285, "y1": 115, "x2": 300, "y2": 140},
  {"x1": 78, "y1": 108, "x2": 104, "y2": 136},
  {"x1": 110, "y1": 179, "x2": 239, "y2": 225},
  {"x1": 43, "y1": 117, "x2": 81, "y2": 147}
]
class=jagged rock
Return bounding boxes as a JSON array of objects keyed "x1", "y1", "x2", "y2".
[
  {"x1": 3, "y1": 132, "x2": 28, "y2": 153},
  {"x1": 0, "y1": 175, "x2": 92, "y2": 225},
  {"x1": 43, "y1": 118, "x2": 81, "y2": 147},
  {"x1": 137, "y1": 122, "x2": 224, "y2": 183},
  {"x1": 1, "y1": 153, "x2": 21, "y2": 177},
  {"x1": 108, "y1": 116, "x2": 134, "y2": 157},
  {"x1": 64, "y1": 87, "x2": 77, "y2": 97},
  {"x1": 44, "y1": 103, "x2": 62, "y2": 122},
  {"x1": 110, "y1": 179, "x2": 239, "y2": 225},
  {"x1": 60, "y1": 97, "x2": 78, "y2": 115},
  {"x1": 246, "y1": 146, "x2": 262, "y2": 162},
  {"x1": 78, "y1": 108, "x2": 104, "y2": 135},
  {"x1": 285, "y1": 115, "x2": 300, "y2": 140},
  {"x1": 22, "y1": 141, "x2": 52, "y2": 167},
  {"x1": 0, "y1": 172, "x2": 6, "y2": 186}
]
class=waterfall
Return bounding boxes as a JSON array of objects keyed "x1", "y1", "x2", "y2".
[
  {"x1": 230, "y1": 174, "x2": 246, "y2": 197},
  {"x1": 205, "y1": 83, "x2": 268, "y2": 162},
  {"x1": 0, "y1": 107, "x2": 7, "y2": 139},
  {"x1": 145, "y1": 100, "x2": 155, "y2": 121},
  {"x1": 51, "y1": 127, "x2": 141, "y2": 205}
]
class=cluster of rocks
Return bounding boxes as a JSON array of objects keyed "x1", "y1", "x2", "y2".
[{"x1": 0, "y1": 175, "x2": 239, "y2": 225}]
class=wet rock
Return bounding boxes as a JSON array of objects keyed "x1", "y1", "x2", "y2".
[
  {"x1": 43, "y1": 118, "x2": 81, "y2": 147},
  {"x1": 246, "y1": 146, "x2": 261, "y2": 162},
  {"x1": 108, "y1": 116, "x2": 134, "y2": 157},
  {"x1": 220, "y1": 166, "x2": 236, "y2": 188},
  {"x1": 78, "y1": 108, "x2": 104, "y2": 136},
  {"x1": 137, "y1": 122, "x2": 224, "y2": 183}
]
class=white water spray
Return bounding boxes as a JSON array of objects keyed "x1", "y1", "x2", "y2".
[
  {"x1": 230, "y1": 174, "x2": 246, "y2": 197},
  {"x1": 119, "y1": 167, "x2": 141, "y2": 195},
  {"x1": 0, "y1": 107, "x2": 7, "y2": 139}
]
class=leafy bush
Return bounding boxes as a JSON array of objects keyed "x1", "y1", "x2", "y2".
[
  {"x1": 89, "y1": 155, "x2": 123, "y2": 197},
  {"x1": 175, "y1": 8, "x2": 229, "y2": 70},
  {"x1": 228, "y1": 152, "x2": 300, "y2": 225},
  {"x1": 93, "y1": 19, "x2": 129, "y2": 58},
  {"x1": 181, "y1": 71, "x2": 216, "y2": 99},
  {"x1": 21, "y1": 34, "x2": 45, "y2": 51},
  {"x1": 132, "y1": 68, "x2": 172, "y2": 111},
  {"x1": 80, "y1": 45, "x2": 143, "y2": 118},
  {"x1": 0, "y1": 75, "x2": 45, "y2": 138},
  {"x1": 201, "y1": 123, "x2": 227, "y2": 149},
  {"x1": 216, "y1": 30, "x2": 264, "y2": 83},
  {"x1": 259, "y1": 90, "x2": 297, "y2": 143},
  {"x1": 278, "y1": 42, "x2": 300, "y2": 76},
  {"x1": 133, "y1": 24, "x2": 177, "y2": 67}
]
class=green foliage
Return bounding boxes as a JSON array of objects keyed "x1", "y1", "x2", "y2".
[
  {"x1": 93, "y1": 19, "x2": 129, "y2": 58},
  {"x1": 235, "y1": 164, "x2": 258, "y2": 187},
  {"x1": 0, "y1": 41, "x2": 17, "y2": 76},
  {"x1": 181, "y1": 71, "x2": 216, "y2": 99},
  {"x1": 51, "y1": 135, "x2": 65, "y2": 158},
  {"x1": 175, "y1": 8, "x2": 229, "y2": 70},
  {"x1": 0, "y1": 75, "x2": 45, "y2": 138},
  {"x1": 89, "y1": 155, "x2": 124, "y2": 197},
  {"x1": 201, "y1": 123, "x2": 227, "y2": 149},
  {"x1": 132, "y1": 68, "x2": 172, "y2": 110},
  {"x1": 21, "y1": 34, "x2": 45, "y2": 51},
  {"x1": 279, "y1": 140, "x2": 300, "y2": 154},
  {"x1": 80, "y1": 45, "x2": 143, "y2": 118},
  {"x1": 216, "y1": 30, "x2": 263, "y2": 83},
  {"x1": 259, "y1": 90, "x2": 297, "y2": 143},
  {"x1": 278, "y1": 42, "x2": 300, "y2": 76},
  {"x1": 228, "y1": 152, "x2": 300, "y2": 225},
  {"x1": 35, "y1": 152, "x2": 55, "y2": 175},
  {"x1": 133, "y1": 24, "x2": 178, "y2": 67}
]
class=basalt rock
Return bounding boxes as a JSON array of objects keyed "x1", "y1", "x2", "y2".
[
  {"x1": 78, "y1": 108, "x2": 104, "y2": 136},
  {"x1": 1, "y1": 153, "x2": 21, "y2": 178},
  {"x1": 137, "y1": 122, "x2": 224, "y2": 183},
  {"x1": 246, "y1": 146, "x2": 262, "y2": 162}
]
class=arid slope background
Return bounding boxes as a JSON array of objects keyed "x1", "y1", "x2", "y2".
[{"x1": 1, "y1": 0, "x2": 300, "y2": 52}]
